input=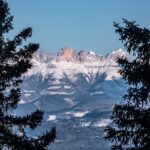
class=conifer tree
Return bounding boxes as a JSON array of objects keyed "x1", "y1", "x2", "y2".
[
  {"x1": 105, "y1": 19, "x2": 150, "y2": 149},
  {"x1": 0, "y1": 0, "x2": 56, "y2": 149}
]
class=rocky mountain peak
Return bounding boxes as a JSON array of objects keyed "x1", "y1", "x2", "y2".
[
  {"x1": 106, "y1": 48, "x2": 128, "y2": 60},
  {"x1": 57, "y1": 47, "x2": 76, "y2": 62}
]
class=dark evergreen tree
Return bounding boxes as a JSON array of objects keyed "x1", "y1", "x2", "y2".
[
  {"x1": 0, "y1": 0, "x2": 56, "y2": 149},
  {"x1": 105, "y1": 19, "x2": 150, "y2": 149}
]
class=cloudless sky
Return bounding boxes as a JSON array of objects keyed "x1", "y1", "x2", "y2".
[{"x1": 8, "y1": 0, "x2": 150, "y2": 55}]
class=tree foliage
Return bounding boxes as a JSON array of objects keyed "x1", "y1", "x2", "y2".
[
  {"x1": 0, "y1": 0, "x2": 56, "y2": 149},
  {"x1": 105, "y1": 19, "x2": 150, "y2": 149}
]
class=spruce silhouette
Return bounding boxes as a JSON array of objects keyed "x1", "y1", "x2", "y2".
[
  {"x1": 105, "y1": 19, "x2": 150, "y2": 149},
  {"x1": 0, "y1": 0, "x2": 56, "y2": 149}
]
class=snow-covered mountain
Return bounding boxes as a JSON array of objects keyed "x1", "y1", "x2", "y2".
[
  {"x1": 17, "y1": 48, "x2": 128, "y2": 150},
  {"x1": 25, "y1": 47, "x2": 128, "y2": 79}
]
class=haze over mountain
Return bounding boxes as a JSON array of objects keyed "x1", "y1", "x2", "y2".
[{"x1": 17, "y1": 48, "x2": 128, "y2": 150}]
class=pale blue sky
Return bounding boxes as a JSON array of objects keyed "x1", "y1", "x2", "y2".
[{"x1": 8, "y1": 0, "x2": 150, "y2": 55}]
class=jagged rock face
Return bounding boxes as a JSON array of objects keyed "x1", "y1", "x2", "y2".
[
  {"x1": 56, "y1": 48, "x2": 105, "y2": 62},
  {"x1": 32, "y1": 52, "x2": 54, "y2": 63},
  {"x1": 33, "y1": 47, "x2": 128, "y2": 64},
  {"x1": 57, "y1": 48, "x2": 128, "y2": 63},
  {"x1": 78, "y1": 51, "x2": 102, "y2": 62},
  {"x1": 57, "y1": 48, "x2": 77, "y2": 62}
]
